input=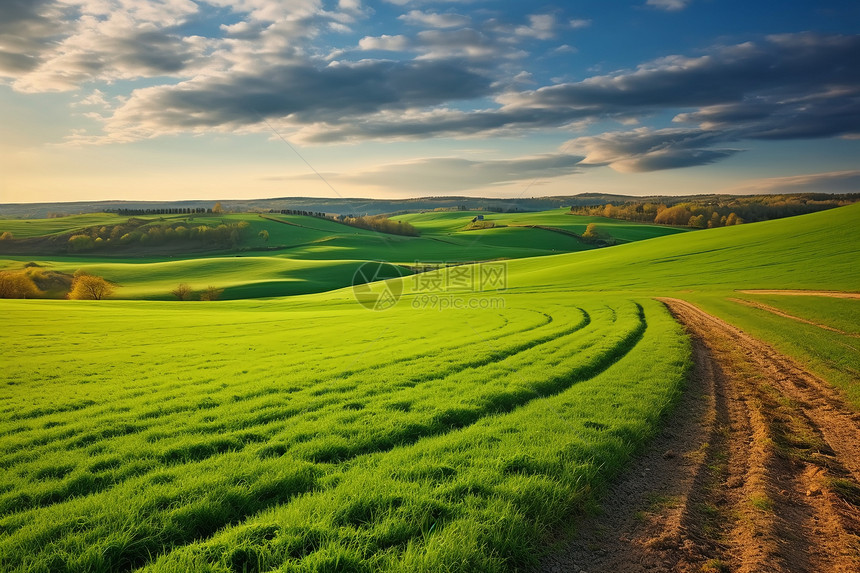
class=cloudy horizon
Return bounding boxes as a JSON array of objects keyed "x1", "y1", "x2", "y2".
[{"x1": 1, "y1": 1, "x2": 859, "y2": 203}]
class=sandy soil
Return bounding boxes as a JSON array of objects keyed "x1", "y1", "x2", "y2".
[{"x1": 535, "y1": 298, "x2": 860, "y2": 573}]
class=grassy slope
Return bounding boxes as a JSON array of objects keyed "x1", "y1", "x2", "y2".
[
  {"x1": 1, "y1": 210, "x2": 686, "y2": 299},
  {"x1": 0, "y1": 214, "x2": 127, "y2": 238},
  {"x1": 0, "y1": 294, "x2": 686, "y2": 573},
  {"x1": 398, "y1": 208, "x2": 690, "y2": 242},
  {"x1": 399, "y1": 203, "x2": 860, "y2": 404},
  {"x1": 0, "y1": 204, "x2": 856, "y2": 571},
  {"x1": 497, "y1": 203, "x2": 859, "y2": 294},
  {"x1": 3, "y1": 257, "x2": 405, "y2": 300}
]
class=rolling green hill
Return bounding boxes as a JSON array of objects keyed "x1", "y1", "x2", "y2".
[
  {"x1": 1, "y1": 209, "x2": 687, "y2": 299},
  {"x1": 398, "y1": 208, "x2": 690, "y2": 242},
  {"x1": 0, "y1": 204, "x2": 856, "y2": 572}
]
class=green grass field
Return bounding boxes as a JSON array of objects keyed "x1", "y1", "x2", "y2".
[
  {"x1": 397, "y1": 209, "x2": 690, "y2": 242},
  {"x1": 0, "y1": 214, "x2": 129, "y2": 238},
  {"x1": 1, "y1": 203, "x2": 857, "y2": 572},
  {"x1": 0, "y1": 209, "x2": 685, "y2": 300}
]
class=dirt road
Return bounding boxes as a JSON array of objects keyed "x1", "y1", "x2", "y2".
[
  {"x1": 727, "y1": 297, "x2": 860, "y2": 338},
  {"x1": 537, "y1": 298, "x2": 860, "y2": 573},
  {"x1": 737, "y1": 290, "x2": 860, "y2": 299}
]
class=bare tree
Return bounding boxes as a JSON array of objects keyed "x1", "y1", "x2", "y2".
[
  {"x1": 199, "y1": 286, "x2": 224, "y2": 301},
  {"x1": 171, "y1": 283, "x2": 192, "y2": 301}
]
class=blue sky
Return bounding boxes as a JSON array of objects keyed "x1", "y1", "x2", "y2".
[{"x1": 1, "y1": 0, "x2": 858, "y2": 203}]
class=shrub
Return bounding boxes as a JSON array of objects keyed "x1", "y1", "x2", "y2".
[
  {"x1": 172, "y1": 283, "x2": 193, "y2": 301},
  {"x1": 200, "y1": 286, "x2": 223, "y2": 301},
  {"x1": 68, "y1": 235, "x2": 95, "y2": 252},
  {"x1": 68, "y1": 273, "x2": 114, "y2": 300},
  {"x1": 0, "y1": 271, "x2": 42, "y2": 298}
]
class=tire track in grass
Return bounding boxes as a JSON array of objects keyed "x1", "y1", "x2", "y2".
[
  {"x1": 134, "y1": 303, "x2": 644, "y2": 571},
  {"x1": 0, "y1": 304, "x2": 643, "y2": 572},
  {"x1": 0, "y1": 456, "x2": 320, "y2": 573},
  {"x1": 263, "y1": 304, "x2": 641, "y2": 465},
  {"x1": 0, "y1": 309, "x2": 527, "y2": 443},
  {"x1": 137, "y1": 300, "x2": 676, "y2": 573},
  {"x1": 539, "y1": 298, "x2": 860, "y2": 572},
  {"x1": 0, "y1": 307, "x2": 589, "y2": 527},
  {"x1": 0, "y1": 307, "x2": 541, "y2": 442},
  {"x1": 0, "y1": 307, "x2": 582, "y2": 512}
]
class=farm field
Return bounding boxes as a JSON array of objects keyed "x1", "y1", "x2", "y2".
[
  {"x1": 397, "y1": 209, "x2": 690, "y2": 242},
  {"x1": 1, "y1": 204, "x2": 858, "y2": 572},
  {"x1": 0, "y1": 209, "x2": 683, "y2": 300}
]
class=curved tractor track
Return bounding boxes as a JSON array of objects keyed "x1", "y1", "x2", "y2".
[{"x1": 539, "y1": 298, "x2": 860, "y2": 573}]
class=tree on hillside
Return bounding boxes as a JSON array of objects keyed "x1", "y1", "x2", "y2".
[
  {"x1": 68, "y1": 273, "x2": 114, "y2": 300},
  {"x1": 68, "y1": 234, "x2": 95, "y2": 252},
  {"x1": 0, "y1": 231, "x2": 13, "y2": 240},
  {"x1": 688, "y1": 214, "x2": 707, "y2": 228},
  {"x1": 582, "y1": 223, "x2": 610, "y2": 242},
  {"x1": 654, "y1": 205, "x2": 692, "y2": 226},
  {"x1": 171, "y1": 283, "x2": 192, "y2": 301},
  {"x1": 213, "y1": 202, "x2": 224, "y2": 214},
  {"x1": 199, "y1": 286, "x2": 223, "y2": 301},
  {"x1": 259, "y1": 229, "x2": 269, "y2": 243},
  {"x1": 0, "y1": 271, "x2": 41, "y2": 298}
]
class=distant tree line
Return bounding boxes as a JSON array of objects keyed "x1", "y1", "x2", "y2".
[
  {"x1": 111, "y1": 207, "x2": 210, "y2": 216},
  {"x1": 569, "y1": 194, "x2": 858, "y2": 228},
  {"x1": 335, "y1": 214, "x2": 420, "y2": 236},
  {"x1": 266, "y1": 209, "x2": 420, "y2": 236},
  {"x1": 270, "y1": 209, "x2": 329, "y2": 218},
  {"x1": 66, "y1": 219, "x2": 251, "y2": 252}
]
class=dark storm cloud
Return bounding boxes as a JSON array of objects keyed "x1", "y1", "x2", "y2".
[
  {"x1": 78, "y1": 25, "x2": 860, "y2": 173},
  {"x1": 0, "y1": 0, "x2": 66, "y2": 75},
  {"x1": 109, "y1": 30, "x2": 198, "y2": 75},
  {"x1": 569, "y1": 128, "x2": 742, "y2": 173},
  {"x1": 507, "y1": 33, "x2": 860, "y2": 114},
  {"x1": 109, "y1": 59, "x2": 494, "y2": 132},
  {"x1": 285, "y1": 33, "x2": 860, "y2": 152}
]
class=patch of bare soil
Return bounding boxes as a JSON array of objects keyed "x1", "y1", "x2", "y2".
[
  {"x1": 535, "y1": 298, "x2": 860, "y2": 573},
  {"x1": 737, "y1": 290, "x2": 860, "y2": 299},
  {"x1": 728, "y1": 297, "x2": 860, "y2": 338}
]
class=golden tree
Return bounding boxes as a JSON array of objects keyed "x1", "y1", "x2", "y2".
[{"x1": 68, "y1": 273, "x2": 114, "y2": 300}]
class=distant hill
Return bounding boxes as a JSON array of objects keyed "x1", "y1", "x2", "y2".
[
  {"x1": 0, "y1": 193, "x2": 716, "y2": 219},
  {"x1": 2, "y1": 192, "x2": 856, "y2": 220}
]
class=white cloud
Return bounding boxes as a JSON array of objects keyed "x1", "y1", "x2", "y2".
[
  {"x1": 73, "y1": 89, "x2": 110, "y2": 107},
  {"x1": 514, "y1": 14, "x2": 558, "y2": 40},
  {"x1": 398, "y1": 10, "x2": 470, "y2": 28},
  {"x1": 358, "y1": 34, "x2": 410, "y2": 51},
  {"x1": 646, "y1": 0, "x2": 691, "y2": 11}
]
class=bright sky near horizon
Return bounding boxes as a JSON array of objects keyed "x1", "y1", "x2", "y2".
[{"x1": 1, "y1": 0, "x2": 859, "y2": 203}]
